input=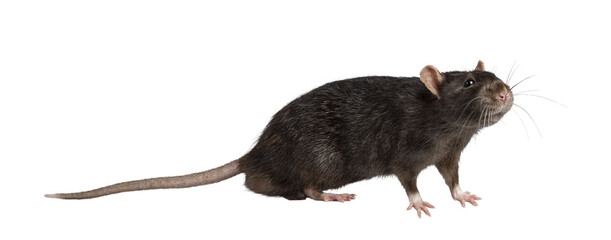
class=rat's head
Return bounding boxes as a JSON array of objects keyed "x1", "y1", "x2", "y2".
[{"x1": 420, "y1": 60, "x2": 513, "y2": 128}]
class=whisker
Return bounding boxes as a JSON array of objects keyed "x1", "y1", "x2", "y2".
[
  {"x1": 513, "y1": 103, "x2": 543, "y2": 137},
  {"x1": 508, "y1": 64, "x2": 520, "y2": 85},
  {"x1": 477, "y1": 106, "x2": 484, "y2": 129},
  {"x1": 457, "y1": 106, "x2": 480, "y2": 148},
  {"x1": 460, "y1": 106, "x2": 480, "y2": 131},
  {"x1": 482, "y1": 107, "x2": 490, "y2": 128},
  {"x1": 478, "y1": 105, "x2": 488, "y2": 129},
  {"x1": 506, "y1": 61, "x2": 517, "y2": 85},
  {"x1": 453, "y1": 101, "x2": 482, "y2": 149},
  {"x1": 514, "y1": 89, "x2": 540, "y2": 95},
  {"x1": 482, "y1": 108, "x2": 489, "y2": 128},
  {"x1": 510, "y1": 74, "x2": 536, "y2": 90},
  {"x1": 456, "y1": 96, "x2": 484, "y2": 120},
  {"x1": 485, "y1": 107, "x2": 491, "y2": 127},
  {"x1": 513, "y1": 93, "x2": 567, "y2": 108},
  {"x1": 488, "y1": 108, "x2": 493, "y2": 127},
  {"x1": 512, "y1": 110, "x2": 530, "y2": 140},
  {"x1": 486, "y1": 107, "x2": 491, "y2": 127}
]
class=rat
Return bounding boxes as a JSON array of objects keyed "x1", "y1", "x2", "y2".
[{"x1": 46, "y1": 60, "x2": 513, "y2": 218}]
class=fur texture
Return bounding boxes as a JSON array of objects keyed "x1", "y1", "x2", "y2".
[{"x1": 241, "y1": 69, "x2": 512, "y2": 200}]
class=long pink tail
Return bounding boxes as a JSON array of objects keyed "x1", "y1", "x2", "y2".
[{"x1": 45, "y1": 159, "x2": 241, "y2": 200}]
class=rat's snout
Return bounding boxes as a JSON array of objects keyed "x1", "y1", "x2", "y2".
[
  {"x1": 485, "y1": 81, "x2": 513, "y2": 118},
  {"x1": 498, "y1": 90, "x2": 511, "y2": 102},
  {"x1": 491, "y1": 81, "x2": 513, "y2": 105},
  {"x1": 494, "y1": 84, "x2": 513, "y2": 113},
  {"x1": 476, "y1": 83, "x2": 513, "y2": 127}
]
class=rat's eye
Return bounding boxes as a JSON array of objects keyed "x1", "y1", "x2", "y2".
[{"x1": 464, "y1": 78, "x2": 475, "y2": 88}]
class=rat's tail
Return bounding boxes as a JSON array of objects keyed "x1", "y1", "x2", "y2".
[{"x1": 45, "y1": 158, "x2": 242, "y2": 200}]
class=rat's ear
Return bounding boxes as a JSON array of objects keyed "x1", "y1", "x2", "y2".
[
  {"x1": 475, "y1": 60, "x2": 485, "y2": 71},
  {"x1": 420, "y1": 65, "x2": 443, "y2": 98}
]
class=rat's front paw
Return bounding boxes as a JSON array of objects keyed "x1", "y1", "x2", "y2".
[
  {"x1": 452, "y1": 190, "x2": 481, "y2": 208},
  {"x1": 407, "y1": 201, "x2": 435, "y2": 218}
]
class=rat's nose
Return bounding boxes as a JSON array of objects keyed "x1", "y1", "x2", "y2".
[{"x1": 498, "y1": 91, "x2": 510, "y2": 102}]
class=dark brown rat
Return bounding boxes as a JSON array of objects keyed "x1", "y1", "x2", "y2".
[{"x1": 46, "y1": 60, "x2": 513, "y2": 218}]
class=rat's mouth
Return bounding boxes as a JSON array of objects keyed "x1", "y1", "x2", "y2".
[
  {"x1": 491, "y1": 105, "x2": 513, "y2": 121},
  {"x1": 478, "y1": 105, "x2": 511, "y2": 127},
  {"x1": 489, "y1": 111, "x2": 506, "y2": 122}
]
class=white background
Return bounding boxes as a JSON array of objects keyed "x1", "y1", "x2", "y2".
[{"x1": 1, "y1": 1, "x2": 609, "y2": 239}]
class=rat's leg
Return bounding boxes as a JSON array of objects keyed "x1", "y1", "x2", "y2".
[
  {"x1": 435, "y1": 154, "x2": 481, "y2": 207},
  {"x1": 303, "y1": 186, "x2": 356, "y2": 202},
  {"x1": 283, "y1": 192, "x2": 307, "y2": 200},
  {"x1": 397, "y1": 174, "x2": 435, "y2": 218}
]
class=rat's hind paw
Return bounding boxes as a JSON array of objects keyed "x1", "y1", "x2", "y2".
[
  {"x1": 303, "y1": 187, "x2": 356, "y2": 202},
  {"x1": 322, "y1": 193, "x2": 356, "y2": 203},
  {"x1": 453, "y1": 190, "x2": 481, "y2": 208},
  {"x1": 407, "y1": 201, "x2": 435, "y2": 218}
]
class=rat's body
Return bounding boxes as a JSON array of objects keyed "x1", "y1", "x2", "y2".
[
  {"x1": 47, "y1": 61, "x2": 513, "y2": 217},
  {"x1": 244, "y1": 76, "x2": 471, "y2": 200}
]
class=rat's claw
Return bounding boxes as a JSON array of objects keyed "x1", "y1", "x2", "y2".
[
  {"x1": 407, "y1": 201, "x2": 435, "y2": 218},
  {"x1": 453, "y1": 190, "x2": 481, "y2": 208},
  {"x1": 467, "y1": 197, "x2": 479, "y2": 206}
]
